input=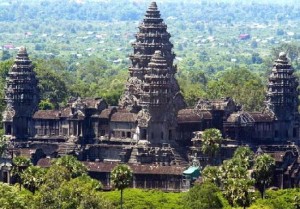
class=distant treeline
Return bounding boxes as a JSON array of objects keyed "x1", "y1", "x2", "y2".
[{"x1": 0, "y1": 0, "x2": 299, "y2": 22}]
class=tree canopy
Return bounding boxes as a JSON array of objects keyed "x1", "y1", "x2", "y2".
[{"x1": 184, "y1": 182, "x2": 223, "y2": 209}]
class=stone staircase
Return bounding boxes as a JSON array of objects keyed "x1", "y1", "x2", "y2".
[
  {"x1": 171, "y1": 147, "x2": 189, "y2": 167},
  {"x1": 58, "y1": 143, "x2": 78, "y2": 156},
  {"x1": 128, "y1": 147, "x2": 138, "y2": 164}
]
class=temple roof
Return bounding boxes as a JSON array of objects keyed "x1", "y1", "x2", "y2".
[
  {"x1": 226, "y1": 111, "x2": 273, "y2": 124},
  {"x1": 111, "y1": 110, "x2": 137, "y2": 122},
  {"x1": 60, "y1": 107, "x2": 72, "y2": 117},
  {"x1": 98, "y1": 107, "x2": 116, "y2": 119},
  {"x1": 37, "y1": 159, "x2": 186, "y2": 176},
  {"x1": 130, "y1": 164, "x2": 185, "y2": 175},
  {"x1": 247, "y1": 112, "x2": 274, "y2": 122},
  {"x1": 81, "y1": 98, "x2": 105, "y2": 109},
  {"x1": 84, "y1": 161, "x2": 185, "y2": 175},
  {"x1": 177, "y1": 109, "x2": 212, "y2": 123},
  {"x1": 195, "y1": 97, "x2": 236, "y2": 111},
  {"x1": 68, "y1": 97, "x2": 106, "y2": 109},
  {"x1": 33, "y1": 110, "x2": 60, "y2": 119}
]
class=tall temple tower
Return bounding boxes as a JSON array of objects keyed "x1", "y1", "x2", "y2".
[
  {"x1": 265, "y1": 52, "x2": 299, "y2": 140},
  {"x1": 137, "y1": 50, "x2": 178, "y2": 142},
  {"x1": 119, "y1": 1, "x2": 185, "y2": 113},
  {"x1": 2, "y1": 47, "x2": 39, "y2": 139}
]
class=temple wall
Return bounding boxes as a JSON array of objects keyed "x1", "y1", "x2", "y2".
[{"x1": 110, "y1": 122, "x2": 136, "y2": 139}]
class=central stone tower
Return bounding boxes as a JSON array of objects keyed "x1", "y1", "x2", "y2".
[
  {"x1": 119, "y1": 2, "x2": 186, "y2": 143},
  {"x1": 119, "y1": 1, "x2": 185, "y2": 113}
]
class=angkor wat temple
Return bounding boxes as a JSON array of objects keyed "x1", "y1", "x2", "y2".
[{"x1": 1, "y1": 2, "x2": 300, "y2": 190}]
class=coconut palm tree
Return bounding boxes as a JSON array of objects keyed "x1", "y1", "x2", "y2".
[
  {"x1": 253, "y1": 153, "x2": 275, "y2": 199},
  {"x1": 233, "y1": 146, "x2": 254, "y2": 169},
  {"x1": 111, "y1": 164, "x2": 132, "y2": 209},
  {"x1": 201, "y1": 128, "x2": 223, "y2": 165}
]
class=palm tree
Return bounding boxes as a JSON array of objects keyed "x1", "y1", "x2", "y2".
[
  {"x1": 111, "y1": 164, "x2": 132, "y2": 209},
  {"x1": 202, "y1": 165, "x2": 221, "y2": 186},
  {"x1": 253, "y1": 153, "x2": 275, "y2": 199},
  {"x1": 201, "y1": 128, "x2": 223, "y2": 165},
  {"x1": 233, "y1": 146, "x2": 254, "y2": 169},
  {"x1": 223, "y1": 177, "x2": 254, "y2": 209},
  {"x1": 221, "y1": 157, "x2": 254, "y2": 209}
]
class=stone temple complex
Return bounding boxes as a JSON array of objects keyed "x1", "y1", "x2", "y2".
[{"x1": 1, "y1": 2, "x2": 300, "y2": 190}]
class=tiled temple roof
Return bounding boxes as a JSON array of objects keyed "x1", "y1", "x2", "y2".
[
  {"x1": 98, "y1": 107, "x2": 117, "y2": 119},
  {"x1": 248, "y1": 112, "x2": 274, "y2": 122},
  {"x1": 33, "y1": 110, "x2": 60, "y2": 119},
  {"x1": 84, "y1": 161, "x2": 185, "y2": 175},
  {"x1": 177, "y1": 109, "x2": 212, "y2": 123},
  {"x1": 226, "y1": 111, "x2": 273, "y2": 124},
  {"x1": 38, "y1": 160, "x2": 186, "y2": 176},
  {"x1": 130, "y1": 164, "x2": 185, "y2": 175},
  {"x1": 111, "y1": 110, "x2": 137, "y2": 122},
  {"x1": 80, "y1": 98, "x2": 105, "y2": 109}
]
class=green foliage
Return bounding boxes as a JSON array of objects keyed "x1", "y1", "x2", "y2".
[
  {"x1": 202, "y1": 147, "x2": 256, "y2": 208},
  {"x1": 38, "y1": 99, "x2": 55, "y2": 110},
  {"x1": 184, "y1": 182, "x2": 223, "y2": 209},
  {"x1": 0, "y1": 135, "x2": 8, "y2": 157},
  {"x1": 250, "y1": 189, "x2": 300, "y2": 209},
  {"x1": 201, "y1": 128, "x2": 223, "y2": 164},
  {"x1": 53, "y1": 155, "x2": 87, "y2": 178},
  {"x1": 111, "y1": 164, "x2": 133, "y2": 191},
  {"x1": 34, "y1": 59, "x2": 70, "y2": 107},
  {"x1": 0, "y1": 60, "x2": 13, "y2": 116},
  {"x1": 294, "y1": 195, "x2": 300, "y2": 209},
  {"x1": 12, "y1": 156, "x2": 32, "y2": 167},
  {"x1": 253, "y1": 154, "x2": 275, "y2": 199},
  {"x1": 272, "y1": 42, "x2": 300, "y2": 62},
  {"x1": 36, "y1": 175, "x2": 110, "y2": 209},
  {"x1": 43, "y1": 165, "x2": 71, "y2": 190},
  {"x1": 111, "y1": 164, "x2": 133, "y2": 209},
  {"x1": 201, "y1": 148, "x2": 276, "y2": 208},
  {"x1": 21, "y1": 166, "x2": 46, "y2": 194},
  {"x1": 0, "y1": 183, "x2": 29, "y2": 209},
  {"x1": 12, "y1": 156, "x2": 32, "y2": 189},
  {"x1": 102, "y1": 188, "x2": 184, "y2": 209},
  {"x1": 222, "y1": 176, "x2": 254, "y2": 208},
  {"x1": 1, "y1": 51, "x2": 12, "y2": 61},
  {"x1": 202, "y1": 165, "x2": 221, "y2": 186},
  {"x1": 233, "y1": 146, "x2": 255, "y2": 169},
  {"x1": 206, "y1": 68, "x2": 265, "y2": 111}
]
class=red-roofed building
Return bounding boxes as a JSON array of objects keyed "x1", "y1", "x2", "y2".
[{"x1": 239, "y1": 33, "x2": 250, "y2": 40}]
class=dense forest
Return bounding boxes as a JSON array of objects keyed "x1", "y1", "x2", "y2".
[{"x1": 1, "y1": 0, "x2": 300, "y2": 112}]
